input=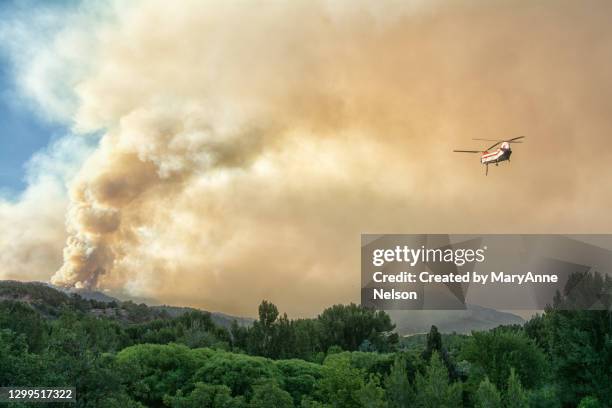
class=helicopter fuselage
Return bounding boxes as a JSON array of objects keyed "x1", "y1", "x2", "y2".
[{"x1": 480, "y1": 142, "x2": 511, "y2": 165}]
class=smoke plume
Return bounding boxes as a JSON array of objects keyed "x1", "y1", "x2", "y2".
[{"x1": 2, "y1": 0, "x2": 612, "y2": 316}]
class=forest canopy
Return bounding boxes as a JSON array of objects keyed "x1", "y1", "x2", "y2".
[{"x1": 0, "y1": 271, "x2": 610, "y2": 407}]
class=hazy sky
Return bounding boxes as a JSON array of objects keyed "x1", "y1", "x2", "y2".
[{"x1": 1, "y1": 0, "x2": 611, "y2": 317}]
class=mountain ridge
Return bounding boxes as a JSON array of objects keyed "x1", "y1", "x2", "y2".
[
  {"x1": 0, "y1": 280, "x2": 523, "y2": 334},
  {"x1": 0, "y1": 280, "x2": 252, "y2": 328}
]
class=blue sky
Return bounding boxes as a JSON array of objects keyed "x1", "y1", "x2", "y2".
[
  {"x1": 0, "y1": 0, "x2": 75, "y2": 196},
  {"x1": 0, "y1": 58, "x2": 68, "y2": 194}
]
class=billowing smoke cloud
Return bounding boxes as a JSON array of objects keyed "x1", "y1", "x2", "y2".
[
  {"x1": 0, "y1": 136, "x2": 93, "y2": 282},
  {"x1": 3, "y1": 0, "x2": 612, "y2": 316}
]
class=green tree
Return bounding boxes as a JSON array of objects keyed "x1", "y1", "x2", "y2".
[
  {"x1": 317, "y1": 354, "x2": 366, "y2": 408},
  {"x1": 415, "y1": 352, "x2": 462, "y2": 408},
  {"x1": 240, "y1": 302, "x2": 397, "y2": 360},
  {"x1": 553, "y1": 270, "x2": 610, "y2": 311},
  {"x1": 0, "y1": 301, "x2": 48, "y2": 353},
  {"x1": 274, "y1": 313, "x2": 297, "y2": 359},
  {"x1": 65, "y1": 352, "x2": 131, "y2": 407},
  {"x1": 461, "y1": 330, "x2": 546, "y2": 390},
  {"x1": 115, "y1": 343, "x2": 205, "y2": 406},
  {"x1": 317, "y1": 304, "x2": 397, "y2": 352},
  {"x1": 0, "y1": 329, "x2": 48, "y2": 386},
  {"x1": 503, "y1": 368, "x2": 527, "y2": 408},
  {"x1": 165, "y1": 383, "x2": 245, "y2": 408},
  {"x1": 577, "y1": 396, "x2": 602, "y2": 408},
  {"x1": 193, "y1": 350, "x2": 281, "y2": 398},
  {"x1": 275, "y1": 359, "x2": 323, "y2": 406},
  {"x1": 357, "y1": 376, "x2": 387, "y2": 408},
  {"x1": 526, "y1": 385, "x2": 561, "y2": 408},
  {"x1": 300, "y1": 398, "x2": 331, "y2": 408},
  {"x1": 231, "y1": 320, "x2": 250, "y2": 352},
  {"x1": 95, "y1": 393, "x2": 146, "y2": 408},
  {"x1": 384, "y1": 356, "x2": 414, "y2": 408},
  {"x1": 523, "y1": 314, "x2": 549, "y2": 353},
  {"x1": 126, "y1": 310, "x2": 230, "y2": 349},
  {"x1": 423, "y1": 325, "x2": 442, "y2": 360},
  {"x1": 292, "y1": 319, "x2": 323, "y2": 360},
  {"x1": 249, "y1": 381, "x2": 294, "y2": 408},
  {"x1": 546, "y1": 271, "x2": 611, "y2": 406},
  {"x1": 248, "y1": 300, "x2": 280, "y2": 357},
  {"x1": 475, "y1": 377, "x2": 501, "y2": 408},
  {"x1": 422, "y1": 325, "x2": 457, "y2": 380}
]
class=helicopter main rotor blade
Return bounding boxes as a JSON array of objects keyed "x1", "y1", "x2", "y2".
[
  {"x1": 473, "y1": 136, "x2": 526, "y2": 143},
  {"x1": 453, "y1": 150, "x2": 481, "y2": 153},
  {"x1": 485, "y1": 141, "x2": 502, "y2": 151},
  {"x1": 507, "y1": 136, "x2": 525, "y2": 142}
]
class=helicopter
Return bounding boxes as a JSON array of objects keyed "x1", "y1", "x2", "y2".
[{"x1": 454, "y1": 136, "x2": 525, "y2": 175}]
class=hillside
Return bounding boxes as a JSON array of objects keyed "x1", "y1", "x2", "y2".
[
  {"x1": 388, "y1": 305, "x2": 524, "y2": 335},
  {"x1": 0, "y1": 280, "x2": 251, "y2": 328},
  {"x1": 64, "y1": 286, "x2": 254, "y2": 328}
]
